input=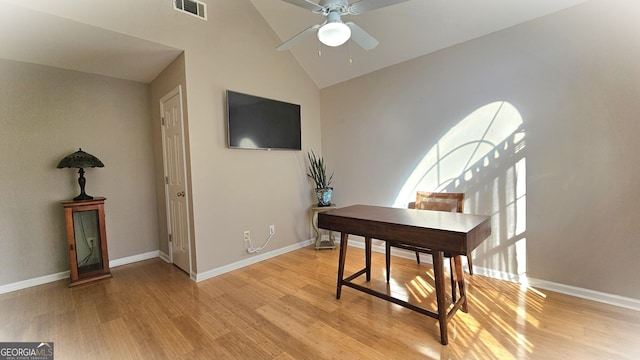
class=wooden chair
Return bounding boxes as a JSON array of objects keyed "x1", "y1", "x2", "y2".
[
  {"x1": 413, "y1": 192, "x2": 473, "y2": 275},
  {"x1": 385, "y1": 192, "x2": 471, "y2": 301}
]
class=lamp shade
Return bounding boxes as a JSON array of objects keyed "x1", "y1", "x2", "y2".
[
  {"x1": 57, "y1": 148, "x2": 104, "y2": 201},
  {"x1": 56, "y1": 148, "x2": 104, "y2": 169}
]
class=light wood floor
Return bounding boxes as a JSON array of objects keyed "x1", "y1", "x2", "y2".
[{"x1": 1, "y1": 246, "x2": 639, "y2": 359}]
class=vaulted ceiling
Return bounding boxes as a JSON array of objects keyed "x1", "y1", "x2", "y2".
[
  {"x1": 0, "y1": 0, "x2": 588, "y2": 88},
  {"x1": 0, "y1": 1, "x2": 181, "y2": 83},
  {"x1": 252, "y1": 0, "x2": 589, "y2": 88}
]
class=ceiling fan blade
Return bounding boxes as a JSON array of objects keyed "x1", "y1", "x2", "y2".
[
  {"x1": 349, "y1": 0, "x2": 412, "y2": 14},
  {"x1": 345, "y1": 22, "x2": 379, "y2": 50},
  {"x1": 280, "y1": 0, "x2": 323, "y2": 12},
  {"x1": 276, "y1": 23, "x2": 322, "y2": 51}
]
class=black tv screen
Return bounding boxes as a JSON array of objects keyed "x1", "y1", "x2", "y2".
[{"x1": 226, "y1": 90, "x2": 301, "y2": 150}]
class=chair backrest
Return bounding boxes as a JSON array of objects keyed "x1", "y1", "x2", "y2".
[{"x1": 412, "y1": 192, "x2": 464, "y2": 213}]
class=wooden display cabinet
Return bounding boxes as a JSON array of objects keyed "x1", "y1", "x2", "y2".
[{"x1": 61, "y1": 197, "x2": 111, "y2": 286}]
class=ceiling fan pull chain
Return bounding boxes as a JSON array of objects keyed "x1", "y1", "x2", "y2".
[{"x1": 346, "y1": 38, "x2": 353, "y2": 64}]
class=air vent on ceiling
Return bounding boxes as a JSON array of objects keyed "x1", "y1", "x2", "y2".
[{"x1": 174, "y1": 0, "x2": 207, "y2": 21}]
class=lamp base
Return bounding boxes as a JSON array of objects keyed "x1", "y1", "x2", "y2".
[
  {"x1": 73, "y1": 194, "x2": 94, "y2": 201},
  {"x1": 74, "y1": 168, "x2": 94, "y2": 201}
]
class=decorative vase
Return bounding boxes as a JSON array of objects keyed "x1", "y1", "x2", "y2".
[{"x1": 315, "y1": 187, "x2": 333, "y2": 207}]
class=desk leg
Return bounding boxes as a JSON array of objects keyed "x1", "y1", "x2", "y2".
[
  {"x1": 453, "y1": 255, "x2": 468, "y2": 313},
  {"x1": 385, "y1": 242, "x2": 391, "y2": 283},
  {"x1": 433, "y1": 250, "x2": 448, "y2": 345},
  {"x1": 336, "y1": 233, "x2": 349, "y2": 299},
  {"x1": 365, "y1": 237, "x2": 372, "y2": 281}
]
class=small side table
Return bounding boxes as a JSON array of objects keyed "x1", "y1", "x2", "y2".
[
  {"x1": 61, "y1": 197, "x2": 112, "y2": 286},
  {"x1": 311, "y1": 205, "x2": 337, "y2": 250}
]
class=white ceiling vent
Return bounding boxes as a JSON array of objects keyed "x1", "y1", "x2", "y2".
[{"x1": 174, "y1": 0, "x2": 207, "y2": 21}]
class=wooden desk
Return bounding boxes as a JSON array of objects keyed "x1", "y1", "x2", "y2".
[{"x1": 318, "y1": 204, "x2": 491, "y2": 345}]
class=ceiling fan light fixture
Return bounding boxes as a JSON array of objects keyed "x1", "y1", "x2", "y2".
[{"x1": 317, "y1": 22, "x2": 351, "y2": 47}]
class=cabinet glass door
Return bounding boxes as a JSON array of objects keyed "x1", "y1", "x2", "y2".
[{"x1": 72, "y1": 210, "x2": 103, "y2": 274}]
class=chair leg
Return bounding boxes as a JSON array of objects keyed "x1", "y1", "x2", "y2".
[
  {"x1": 453, "y1": 256, "x2": 468, "y2": 313},
  {"x1": 467, "y1": 255, "x2": 473, "y2": 275},
  {"x1": 449, "y1": 257, "x2": 456, "y2": 302},
  {"x1": 385, "y1": 242, "x2": 391, "y2": 283},
  {"x1": 415, "y1": 251, "x2": 421, "y2": 264}
]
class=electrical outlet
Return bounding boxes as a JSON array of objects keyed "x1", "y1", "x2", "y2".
[
  {"x1": 269, "y1": 225, "x2": 275, "y2": 235},
  {"x1": 243, "y1": 231, "x2": 250, "y2": 242}
]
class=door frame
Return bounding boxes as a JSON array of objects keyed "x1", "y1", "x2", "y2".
[{"x1": 159, "y1": 85, "x2": 193, "y2": 277}]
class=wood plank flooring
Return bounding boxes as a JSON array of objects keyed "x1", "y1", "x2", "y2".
[{"x1": 1, "y1": 246, "x2": 639, "y2": 359}]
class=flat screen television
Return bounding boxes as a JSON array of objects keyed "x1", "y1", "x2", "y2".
[{"x1": 226, "y1": 90, "x2": 301, "y2": 150}]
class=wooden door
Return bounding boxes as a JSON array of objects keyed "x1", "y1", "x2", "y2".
[{"x1": 160, "y1": 86, "x2": 191, "y2": 275}]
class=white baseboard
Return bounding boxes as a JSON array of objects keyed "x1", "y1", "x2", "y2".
[
  {"x1": 0, "y1": 240, "x2": 317, "y2": 294},
  {"x1": 345, "y1": 239, "x2": 640, "y2": 312},
  {"x1": 3, "y1": 241, "x2": 639, "y2": 312},
  {"x1": 109, "y1": 250, "x2": 160, "y2": 268},
  {"x1": 194, "y1": 239, "x2": 314, "y2": 282},
  {"x1": 524, "y1": 277, "x2": 640, "y2": 312},
  {"x1": 470, "y1": 266, "x2": 640, "y2": 311},
  {"x1": 158, "y1": 251, "x2": 171, "y2": 263},
  {"x1": 0, "y1": 271, "x2": 71, "y2": 295},
  {"x1": 0, "y1": 250, "x2": 161, "y2": 295}
]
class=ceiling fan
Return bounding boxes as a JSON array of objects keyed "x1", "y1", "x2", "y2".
[{"x1": 276, "y1": 0, "x2": 412, "y2": 51}]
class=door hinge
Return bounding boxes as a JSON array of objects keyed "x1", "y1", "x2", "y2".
[
  {"x1": 161, "y1": 117, "x2": 165, "y2": 126},
  {"x1": 169, "y1": 234, "x2": 173, "y2": 242},
  {"x1": 165, "y1": 176, "x2": 169, "y2": 185}
]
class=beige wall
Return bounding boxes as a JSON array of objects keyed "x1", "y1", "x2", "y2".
[
  {"x1": 5, "y1": 0, "x2": 637, "y2": 302},
  {"x1": 0, "y1": 59, "x2": 159, "y2": 285},
  {"x1": 320, "y1": 0, "x2": 640, "y2": 299},
  {"x1": 0, "y1": 0, "x2": 322, "y2": 282}
]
